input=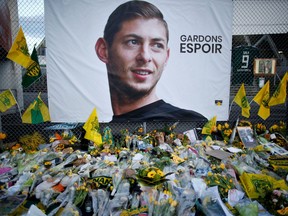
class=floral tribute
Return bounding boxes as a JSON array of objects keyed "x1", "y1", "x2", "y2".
[
  {"x1": 136, "y1": 166, "x2": 173, "y2": 186},
  {"x1": 0, "y1": 121, "x2": 287, "y2": 215}
]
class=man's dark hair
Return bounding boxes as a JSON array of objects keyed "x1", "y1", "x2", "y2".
[{"x1": 103, "y1": 0, "x2": 169, "y2": 46}]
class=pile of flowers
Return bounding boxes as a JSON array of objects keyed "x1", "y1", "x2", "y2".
[{"x1": 0, "y1": 121, "x2": 287, "y2": 215}]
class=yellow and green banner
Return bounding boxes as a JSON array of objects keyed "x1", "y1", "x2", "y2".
[
  {"x1": 22, "y1": 93, "x2": 50, "y2": 124},
  {"x1": 0, "y1": 89, "x2": 17, "y2": 112},
  {"x1": 22, "y1": 46, "x2": 42, "y2": 88},
  {"x1": 253, "y1": 80, "x2": 270, "y2": 120},
  {"x1": 269, "y1": 72, "x2": 287, "y2": 106},
  {"x1": 6, "y1": 27, "x2": 34, "y2": 68},
  {"x1": 83, "y1": 108, "x2": 102, "y2": 146},
  {"x1": 234, "y1": 83, "x2": 250, "y2": 118},
  {"x1": 202, "y1": 116, "x2": 217, "y2": 135}
]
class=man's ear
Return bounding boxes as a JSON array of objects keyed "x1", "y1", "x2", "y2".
[{"x1": 95, "y1": 38, "x2": 108, "y2": 63}]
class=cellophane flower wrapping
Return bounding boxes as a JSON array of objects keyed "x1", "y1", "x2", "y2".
[
  {"x1": 197, "y1": 186, "x2": 233, "y2": 216},
  {"x1": 234, "y1": 199, "x2": 259, "y2": 216},
  {"x1": 60, "y1": 186, "x2": 81, "y2": 216},
  {"x1": 109, "y1": 179, "x2": 131, "y2": 215},
  {"x1": 170, "y1": 183, "x2": 196, "y2": 215}
]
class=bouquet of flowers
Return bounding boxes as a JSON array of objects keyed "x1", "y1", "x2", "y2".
[
  {"x1": 49, "y1": 130, "x2": 79, "y2": 145},
  {"x1": 151, "y1": 190, "x2": 178, "y2": 216},
  {"x1": 238, "y1": 120, "x2": 253, "y2": 128},
  {"x1": 216, "y1": 122, "x2": 233, "y2": 143},
  {"x1": 205, "y1": 172, "x2": 236, "y2": 199},
  {"x1": 269, "y1": 121, "x2": 286, "y2": 137},
  {"x1": 18, "y1": 132, "x2": 46, "y2": 153},
  {"x1": 254, "y1": 123, "x2": 267, "y2": 135},
  {"x1": 136, "y1": 166, "x2": 173, "y2": 186},
  {"x1": 260, "y1": 189, "x2": 288, "y2": 215}
]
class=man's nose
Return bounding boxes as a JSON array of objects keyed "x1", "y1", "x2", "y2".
[{"x1": 136, "y1": 45, "x2": 152, "y2": 63}]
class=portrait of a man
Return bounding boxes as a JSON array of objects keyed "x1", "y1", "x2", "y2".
[{"x1": 95, "y1": 1, "x2": 207, "y2": 122}]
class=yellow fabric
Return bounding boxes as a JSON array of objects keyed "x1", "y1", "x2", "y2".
[
  {"x1": 253, "y1": 80, "x2": 270, "y2": 120},
  {"x1": 202, "y1": 116, "x2": 217, "y2": 135},
  {"x1": 83, "y1": 108, "x2": 102, "y2": 146},
  {"x1": 0, "y1": 89, "x2": 17, "y2": 112},
  {"x1": 6, "y1": 27, "x2": 34, "y2": 68},
  {"x1": 269, "y1": 72, "x2": 288, "y2": 106},
  {"x1": 234, "y1": 83, "x2": 250, "y2": 118}
]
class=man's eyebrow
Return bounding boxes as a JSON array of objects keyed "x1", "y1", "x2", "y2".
[
  {"x1": 123, "y1": 34, "x2": 142, "y2": 39},
  {"x1": 124, "y1": 34, "x2": 166, "y2": 42}
]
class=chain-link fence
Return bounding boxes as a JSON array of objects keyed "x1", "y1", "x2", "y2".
[{"x1": 0, "y1": 0, "x2": 287, "y2": 144}]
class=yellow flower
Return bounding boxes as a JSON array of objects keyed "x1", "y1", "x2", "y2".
[
  {"x1": 44, "y1": 161, "x2": 52, "y2": 166},
  {"x1": 125, "y1": 135, "x2": 130, "y2": 143},
  {"x1": 108, "y1": 161, "x2": 115, "y2": 166},
  {"x1": 0, "y1": 132, "x2": 7, "y2": 140},
  {"x1": 147, "y1": 170, "x2": 156, "y2": 178},
  {"x1": 171, "y1": 200, "x2": 178, "y2": 207},
  {"x1": 224, "y1": 123, "x2": 230, "y2": 129},
  {"x1": 164, "y1": 190, "x2": 172, "y2": 196},
  {"x1": 217, "y1": 124, "x2": 222, "y2": 131},
  {"x1": 156, "y1": 169, "x2": 164, "y2": 177},
  {"x1": 219, "y1": 163, "x2": 225, "y2": 170},
  {"x1": 224, "y1": 129, "x2": 232, "y2": 136},
  {"x1": 207, "y1": 171, "x2": 213, "y2": 177},
  {"x1": 34, "y1": 165, "x2": 39, "y2": 169}
]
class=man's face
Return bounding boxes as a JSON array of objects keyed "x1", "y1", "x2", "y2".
[{"x1": 106, "y1": 18, "x2": 170, "y2": 99}]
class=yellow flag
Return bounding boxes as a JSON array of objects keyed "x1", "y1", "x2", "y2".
[
  {"x1": 269, "y1": 72, "x2": 288, "y2": 106},
  {"x1": 202, "y1": 116, "x2": 217, "y2": 135},
  {"x1": 83, "y1": 108, "x2": 102, "y2": 146},
  {"x1": 234, "y1": 83, "x2": 250, "y2": 118},
  {"x1": 6, "y1": 27, "x2": 34, "y2": 68},
  {"x1": 22, "y1": 93, "x2": 50, "y2": 124},
  {"x1": 253, "y1": 80, "x2": 270, "y2": 120},
  {"x1": 0, "y1": 89, "x2": 17, "y2": 112}
]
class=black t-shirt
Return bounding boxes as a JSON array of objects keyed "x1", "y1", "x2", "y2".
[{"x1": 111, "y1": 100, "x2": 207, "y2": 122}]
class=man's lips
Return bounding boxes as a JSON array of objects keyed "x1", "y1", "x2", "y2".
[
  {"x1": 131, "y1": 69, "x2": 152, "y2": 81},
  {"x1": 131, "y1": 69, "x2": 152, "y2": 76}
]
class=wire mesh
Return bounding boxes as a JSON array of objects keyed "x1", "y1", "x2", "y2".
[{"x1": 0, "y1": 0, "x2": 287, "y2": 144}]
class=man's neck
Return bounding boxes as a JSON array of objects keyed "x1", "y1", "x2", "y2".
[{"x1": 111, "y1": 93, "x2": 159, "y2": 116}]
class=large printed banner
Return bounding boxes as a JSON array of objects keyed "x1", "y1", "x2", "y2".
[{"x1": 45, "y1": 0, "x2": 233, "y2": 122}]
